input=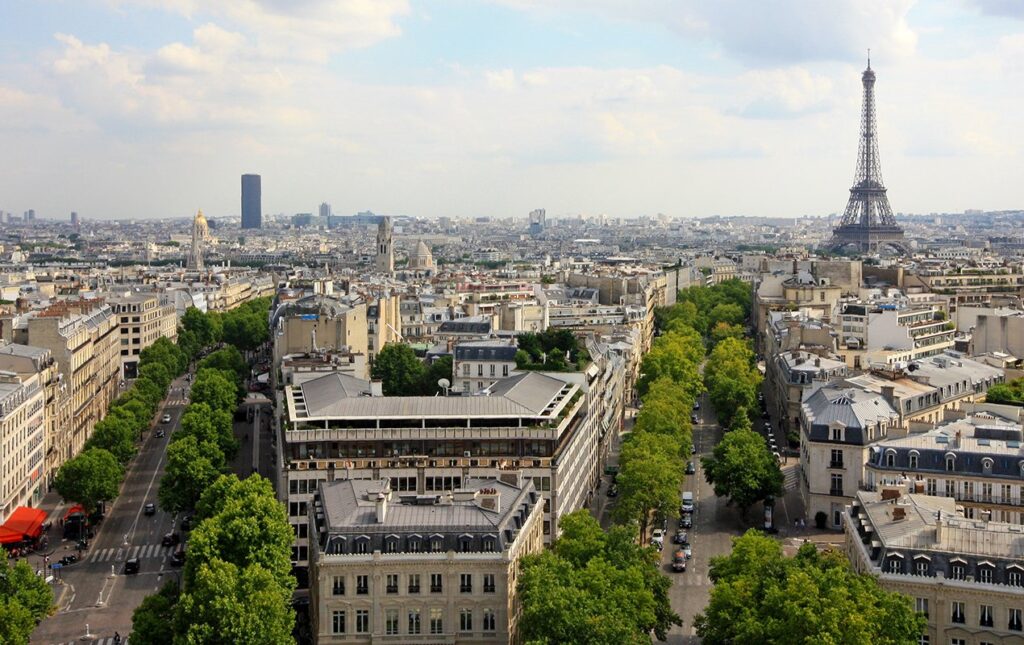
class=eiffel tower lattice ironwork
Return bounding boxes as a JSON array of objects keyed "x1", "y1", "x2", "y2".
[{"x1": 829, "y1": 57, "x2": 907, "y2": 254}]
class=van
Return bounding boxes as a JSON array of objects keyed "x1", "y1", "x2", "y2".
[{"x1": 680, "y1": 491, "x2": 695, "y2": 513}]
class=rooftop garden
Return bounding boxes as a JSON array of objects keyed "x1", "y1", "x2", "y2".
[{"x1": 515, "y1": 329, "x2": 590, "y2": 372}]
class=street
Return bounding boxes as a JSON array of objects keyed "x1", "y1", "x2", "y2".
[{"x1": 31, "y1": 373, "x2": 193, "y2": 644}]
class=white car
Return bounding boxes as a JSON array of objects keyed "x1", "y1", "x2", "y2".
[
  {"x1": 650, "y1": 529, "x2": 665, "y2": 550},
  {"x1": 161, "y1": 413, "x2": 172, "y2": 424}
]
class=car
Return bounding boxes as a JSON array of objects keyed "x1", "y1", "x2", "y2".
[
  {"x1": 650, "y1": 529, "x2": 665, "y2": 550},
  {"x1": 58, "y1": 554, "x2": 78, "y2": 566},
  {"x1": 155, "y1": 429, "x2": 165, "y2": 438},
  {"x1": 763, "y1": 422, "x2": 772, "y2": 431},
  {"x1": 690, "y1": 444, "x2": 697, "y2": 455},
  {"x1": 607, "y1": 485, "x2": 618, "y2": 498},
  {"x1": 691, "y1": 414, "x2": 699, "y2": 424},
  {"x1": 161, "y1": 413, "x2": 172, "y2": 424},
  {"x1": 161, "y1": 532, "x2": 181, "y2": 547},
  {"x1": 170, "y1": 548, "x2": 186, "y2": 567},
  {"x1": 144, "y1": 502, "x2": 156, "y2": 516},
  {"x1": 672, "y1": 550, "x2": 687, "y2": 572},
  {"x1": 682, "y1": 543, "x2": 693, "y2": 559},
  {"x1": 124, "y1": 557, "x2": 140, "y2": 575},
  {"x1": 673, "y1": 529, "x2": 688, "y2": 544},
  {"x1": 680, "y1": 491, "x2": 695, "y2": 513},
  {"x1": 181, "y1": 515, "x2": 193, "y2": 532},
  {"x1": 693, "y1": 401, "x2": 700, "y2": 410},
  {"x1": 685, "y1": 461, "x2": 696, "y2": 475},
  {"x1": 679, "y1": 514, "x2": 693, "y2": 529}
]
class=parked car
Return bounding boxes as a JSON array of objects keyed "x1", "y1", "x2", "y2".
[
  {"x1": 693, "y1": 401, "x2": 700, "y2": 410},
  {"x1": 161, "y1": 532, "x2": 181, "y2": 547},
  {"x1": 685, "y1": 461, "x2": 696, "y2": 475},
  {"x1": 673, "y1": 529, "x2": 688, "y2": 545},
  {"x1": 155, "y1": 429, "x2": 165, "y2": 438},
  {"x1": 650, "y1": 529, "x2": 665, "y2": 550},
  {"x1": 690, "y1": 444, "x2": 697, "y2": 455},
  {"x1": 691, "y1": 414, "x2": 699, "y2": 424},
  {"x1": 680, "y1": 491, "x2": 695, "y2": 513},
  {"x1": 672, "y1": 551, "x2": 687, "y2": 572},
  {"x1": 681, "y1": 540, "x2": 692, "y2": 559},
  {"x1": 161, "y1": 413, "x2": 172, "y2": 424},
  {"x1": 607, "y1": 485, "x2": 618, "y2": 498},
  {"x1": 58, "y1": 555, "x2": 78, "y2": 566},
  {"x1": 170, "y1": 548, "x2": 186, "y2": 567},
  {"x1": 143, "y1": 502, "x2": 156, "y2": 516},
  {"x1": 124, "y1": 557, "x2": 140, "y2": 575}
]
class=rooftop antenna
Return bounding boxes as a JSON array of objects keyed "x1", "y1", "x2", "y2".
[{"x1": 867, "y1": 48, "x2": 871, "y2": 69}]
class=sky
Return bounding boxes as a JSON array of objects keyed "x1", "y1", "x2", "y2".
[{"x1": 1, "y1": 0, "x2": 1023, "y2": 221}]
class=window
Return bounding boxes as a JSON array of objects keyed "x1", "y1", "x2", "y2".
[
  {"x1": 830, "y1": 449, "x2": 843, "y2": 468},
  {"x1": 831, "y1": 427, "x2": 843, "y2": 442},
  {"x1": 356, "y1": 609, "x2": 370, "y2": 633},
  {"x1": 830, "y1": 473, "x2": 843, "y2": 496},
  {"x1": 386, "y1": 609, "x2": 399, "y2": 635},
  {"x1": 916, "y1": 635, "x2": 928, "y2": 645},
  {"x1": 885, "y1": 451, "x2": 896, "y2": 468},
  {"x1": 945, "y1": 479, "x2": 955, "y2": 497},
  {"x1": 430, "y1": 608, "x2": 444, "y2": 635},
  {"x1": 460, "y1": 608, "x2": 473, "y2": 632},
  {"x1": 387, "y1": 574, "x2": 399, "y2": 594},
  {"x1": 332, "y1": 575, "x2": 345, "y2": 595},
  {"x1": 332, "y1": 610, "x2": 346, "y2": 634},
  {"x1": 951, "y1": 600, "x2": 965, "y2": 624},
  {"x1": 503, "y1": 364, "x2": 509, "y2": 376},
  {"x1": 980, "y1": 604, "x2": 993, "y2": 627},
  {"x1": 909, "y1": 453, "x2": 918, "y2": 469},
  {"x1": 463, "y1": 364, "x2": 470, "y2": 376},
  {"x1": 887, "y1": 557, "x2": 901, "y2": 574},
  {"x1": 431, "y1": 537, "x2": 443, "y2": 552},
  {"x1": 950, "y1": 563, "x2": 966, "y2": 580},
  {"x1": 460, "y1": 573, "x2": 472, "y2": 593},
  {"x1": 431, "y1": 573, "x2": 444, "y2": 593},
  {"x1": 1010, "y1": 608, "x2": 1023, "y2": 631},
  {"x1": 356, "y1": 539, "x2": 368, "y2": 554},
  {"x1": 946, "y1": 455, "x2": 955, "y2": 472},
  {"x1": 385, "y1": 538, "x2": 398, "y2": 553},
  {"x1": 926, "y1": 478, "x2": 936, "y2": 495},
  {"x1": 478, "y1": 365, "x2": 483, "y2": 376},
  {"x1": 915, "y1": 597, "x2": 928, "y2": 618},
  {"x1": 356, "y1": 574, "x2": 369, "y2": 594},
  {"x1": 951, "y1": 640, "x2": 965, "y2": 645},
  {"x1": 490, "y1": 364, "x2": 495, "y2": 377},
  {"x1": 483, "y1": 608, "x2": 496, "y2": 631},
  {"x1": 915, "y1": 559, "x2": 929, "y2": 576},
  {"x1": 483, "y1": 537, "x2": 496, "y2": 552},
  {"x1": 408, "y1": 574, "x2": 421, "y2": 593},
  {"x1": 483, "y1": 573, "x2": 496, "y2": 593},
  {"x1": 409, "y1": 537, "x2": 421, "y2": 552},
  {"x1": 979, "y1": 566, "x2": 994, "y2": 584},
  {"x1": 408, "y1": 608, "x2": 421, "y2": 634},
  {"x1": 1009, "y1": 569, "x2": 1023, "y2": 587}
]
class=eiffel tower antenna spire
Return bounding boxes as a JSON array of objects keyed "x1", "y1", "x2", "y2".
[{"x1": 827, "y1": 58, "x2": 907, "y2": 254}]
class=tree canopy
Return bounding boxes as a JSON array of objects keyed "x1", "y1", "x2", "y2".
[
  {"x1": 518, "y1": 511, "x2": 681, "y2": 644},
  {"x1": 703, "y1": 336, "x2": 761, "y2": 428},
  {"x1": 372, "y1": 343, "x2": 427, "y2": 395},
  {"x1": 53, "y1": 448, "x2": 124, "y2": 513},
  {"x1": 986, "y1": 377, "x2": 1024, "y2": 407},
  {"x1": 0, "y1": 551, "x2": 54, "y2": 645},
  {"x1": 701, "y1": 424, "x2": 782, "y2": 518},
  {"x1": 695, "y1": 531, "x2": 927, "y2": 645}
]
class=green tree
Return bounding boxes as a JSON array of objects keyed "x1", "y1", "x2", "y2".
[
  {"x1": 708, "y1": 302, "x2": 745, "y2": 329},
  {"x1": 138, "y1": 361, "x2": 173, "y2": 392},
  {"x1": 177, "y1": 328, "x2": 201, "y2": 361},
  {"x1": 182, "y1": 307, "x2": 217, "y2": 347},
  {"x1": 0, "y1": 551, "x2": 54, "y2": 644},
  {"x1": 518, "y1": 511, "x2": 681, "y2": 644},
  {"x1": 131, "y1": 580, "x2": 179, "y2": 645},
  {"x1": 986, "y1": 378, "x2": 1024, "y2": 406},
  {"x1": 159, "y1": 435, "x2": 225, "y2": 514},
  {"x1": 86, "y1": 412, "x2": 137, "y2": 464},
  {"x1": 371, "y1": 343, "x2": 426, "y2": 396},
  {"x1": 420, "y1": 355, "x2": 453, "y2": 395},
  {"x1": 701, "y1": 426, "x2": 782, "y2": 519},
  {"x1": 613, "y1": 432, "x2": 684, "y2": 538},
  {"x1": 637, "y1": 327, "x2": 705, "y2": 398},
  {"x1": 174, "y1": 559, "x2": 294, "y2": 645},
  {"x1": 177, "y1": 403, "x2": 238, "y2": 461},
  {"x1": 53, "y1": 448, "x2": 123, "y2": 514},
  {"x1": 633, "y1": 377, "x2": 693, "y2": 449},
  {"x1": 188, "y1": 475, "x2": 294, "y2": 591},
  {"x1": 191, "y1": 369, "x2": 239, "y2": 414},
  {"x1": 198, "y1": 347, "x2": 248, "y2": 399},
  {"x1": 695, "y1": 531, "x2": 926, "y2": 644},
  {"x1": 704, "y1": 336, "x2": 761, "y2": 427}
]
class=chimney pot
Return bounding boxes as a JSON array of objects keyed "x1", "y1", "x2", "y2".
[
  {"x1": 375, "y1": 491, "x2": 387, "y2": 523},
  {"x1": 370, "y1": 379, "x2": 383, "y2": 397}
]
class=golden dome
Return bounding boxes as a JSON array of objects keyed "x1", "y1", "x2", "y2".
[{"x1": 194, "y1": 209, "x2": 207, "y2": 224}]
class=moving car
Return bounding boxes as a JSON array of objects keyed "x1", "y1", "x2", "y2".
[
  {"x1": 58, "y1": 555, "x2": 78, "y2": 566},
  {"x1": 143, "y1": 502, "x2": 156, "y2": 516},
  {"x1": 672, "y1": 550, "x2": 687, "y2": 572},
  {"x1": 673, "y1": 529, "x2": 687, "y2": 545},
  {"x1": 691, "y1": 414, "x2": 699, "y2": 424},
  {"x1": 690, "y1": 444, "x2": 697, "y2": 455},
  {"x1": 693, "y1": 401, "x2": 700, "y2": 410},
  {"x1": 681, "y1": 539, "x2": 693, "y2": 559},
  {"x1": 161, "y1": 413, "x2": 172, "y2": 424},
  {"x1": 685, "y1": 461, "x2": 696, "y2": 475},
  {"x1": 124, "y1": 558, "x2": 140, "y2": 575},
  {"x1": 607, "y1": 485, "x2": 618, "y2": 498},
  {"x1": 181, "y1": 515, "x2": 193, "y2": 532},
  {"x1": 170, "y1": 548, "x2": 186, "y2": 567},
  {"x1": 162, "y1": 532, "x2": 181, "y2": 547},
  {"x1": 155, "y1": 429, "x2": 165, "y2": 438},
  {"x1": 678, "y1": 514, "x2": 692, "y2": 529},
  {"x1": 680, "y1": 491, "x2": 695, "y2": 513}
]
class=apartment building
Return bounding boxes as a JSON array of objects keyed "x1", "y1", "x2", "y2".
[
  {"x1": 0, "y1": 371, "x2": 45, "y2": 522},
  {"x1": 452, "y1": 341, "x2": 518, "y2": 393},
  {"x1": 864, "y1": 406, "x2": 1024, "y2": 524},
  {"x1": 0, "y1": 344, "x2": 68, "y2": 489},
  {"x1": 846, "y1": 490, "x2": 1024, "y2": 645},
  {"x1": 970, "y1": 309, "x2": 1024, "y2": 359},
  {"x1": 271, "y1": 294, "x2": 369, "y2": 380},
  {"x1": 799, "y1": 385, "x2": 902, "y2": 529},
  {"x1": 108, "y1": 292, "x2": 178, "y2": 379},
  {"x1": 837, "y1": 303, "x2": 955, "y2": 368},
  {"x1": 309, "y1": 477, "x2": 543, "y2": 644},
  {"x1": 282, "y1": 371, "x2": 596, "y2": 564}
]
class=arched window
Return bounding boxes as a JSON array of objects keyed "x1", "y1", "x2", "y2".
[
  {"x1": 982, "y1": 458, "x2": 994, "y2": 475},
  {"x1": 885, "y1": 449, "x2": 897, "y2": 468},
  {"x1": 908, "y1": 450, "x2": 919, "y2": 470},
  {"x1": 945, "y1": 453, "x2": 957, "y2": 472}
]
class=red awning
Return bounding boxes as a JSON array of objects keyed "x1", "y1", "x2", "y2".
[
  {"x1": 64, "y1": 504, "x2": 85, "y2": 521},
  {"x1": 0, "y1": 526, "x2": 24, "y2": 544},
  {"x1": 1, "y1": 506, "x2": 47, "y2": 541}
]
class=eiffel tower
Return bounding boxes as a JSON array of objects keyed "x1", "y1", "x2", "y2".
[{"x1": 829, "y1": 57, "x2": 908, "y2": 254}]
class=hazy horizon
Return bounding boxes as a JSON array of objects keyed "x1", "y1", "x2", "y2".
[{"x1": 2, "y1": 1, "x2": 1023, "y2": 221}]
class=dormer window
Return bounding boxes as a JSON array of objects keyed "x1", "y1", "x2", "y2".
[
  {"x1": 886, "y1": 553, "x2": 903, "y2": 574},
  {"x1": 913, "y1": 555, "x2": 930, "y2": 576},
  {"x1": 950, "y1": 560, "x2": 967, "y2": 580},
  {"x1": 946, "y1": 454, "x2": 956, "y2": 472},
  {"x1": 831, "y1": 426, "x2": 844, "y2": 442},
  {"x1": 885, "y1": 450, "x2": 896, "y2": 468},
  {"x1": 982, "y1": 458, "x2": 994, "y2": 475},
  {"x1": 482, "y1": 535, "x2": 496, "y2": 553},
  {"x1": 408, "y1": 534, "x2": 422, "y2": 552},
  {"x1": 459, "y1": 534, "x2": 473, "y2": 553}
]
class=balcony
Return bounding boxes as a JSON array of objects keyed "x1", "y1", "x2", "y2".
[
  {"x1": 829, "y1": 461, "x2": 844, "y2": 469},
  {"x1": 430, "y1": 585, "x2": 443, "y2": 593},
  {"x1": 829, "y1": 489, "x2": 844, "y2": 498},
  {"x1": 386, "y1": 585, "x2": 398, "y2": 594}
]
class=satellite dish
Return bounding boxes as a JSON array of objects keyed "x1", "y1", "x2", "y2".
[{"x1": 438, "y1": 378, "x2": 450, "y2": 389}]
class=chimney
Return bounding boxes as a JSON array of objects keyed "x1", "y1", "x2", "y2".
[
  {"x1": 954, "y1": 430, "x2": 962, "y2": 449},
  {"x1": 370, "y1": 379, "x2": 383, "y2": 397},
  {"x1": 815, "y1": 357, "x2": 821, "y2": 367},
  {"x1": 375, "y1": 491, "x2": 387, "y2": 523},
  {"x1": 935, "y1": 510, "x2": 943, "y2": 544},
  {"x1": 477, "y1": 487, "x2": 500, "y2": 512},
  {"x1": 881, "y1": 385, "x2": 895, "y2": 406}
]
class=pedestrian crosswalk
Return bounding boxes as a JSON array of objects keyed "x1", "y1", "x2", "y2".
[
  {"x1": 87, "y1": 543, "x2": 174, "y2": 563},
  {"x1": 53, "y1": 638, "x2": 125, "y2": 645},
  {"x1": 166, "y1": 397, "x2": 188, "y2": 407},
  {"x1": 673, "y1": 573, "x2": 711, "y2": 587}
]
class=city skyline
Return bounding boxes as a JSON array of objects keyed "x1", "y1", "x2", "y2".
[{"x1": 2, "y1": 1, "x2": 1023, "y2": 221}]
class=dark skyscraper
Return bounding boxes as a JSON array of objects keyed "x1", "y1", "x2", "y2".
[{"x1": 241, "y1": 174, "x2": 262, "y2": 229}]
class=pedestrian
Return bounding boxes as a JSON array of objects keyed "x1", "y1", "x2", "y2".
[{"x1": 799, "y1": 518, "x2": 805, "y2": 530}]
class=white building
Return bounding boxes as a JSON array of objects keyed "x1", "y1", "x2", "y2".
[{"x1": 0, "y1": 371, "x2": 45, "y2": 522}]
